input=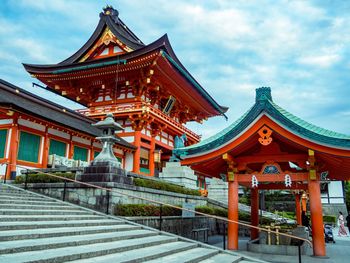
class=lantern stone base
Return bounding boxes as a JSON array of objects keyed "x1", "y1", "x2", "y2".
[
  {"x1": 78, "y1": 161, "x2": 132, "y2": 184},
  {"x1": 207, "y1": 178, "x2": 228, "y2": 203},
  {"x1": 159, "y1": 162, "x2": 198, "y2": 189}
]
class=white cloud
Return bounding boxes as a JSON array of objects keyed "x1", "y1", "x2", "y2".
[
  {"x1": 297, "y1": 54, "x2": 341, "y2": 68},
  {"x1": 1, "y1": 0, "x2": 350, "y2": 138}
]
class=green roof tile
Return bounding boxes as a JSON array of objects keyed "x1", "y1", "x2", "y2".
[{"x1": 173, "y1": 87, "x2": 350, "y2": 159}]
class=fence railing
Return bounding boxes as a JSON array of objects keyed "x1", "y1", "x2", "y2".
[{"x1": 2, "y1": 162, "x2": 312, "y2": 258}]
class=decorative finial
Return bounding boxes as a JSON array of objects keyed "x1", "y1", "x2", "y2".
[
  {"x1": 101, "y1": 5, "x2": 119, "y2": 24},
  {"x1": 256, "y1": 87, "x2": 272, "y2": 103}
]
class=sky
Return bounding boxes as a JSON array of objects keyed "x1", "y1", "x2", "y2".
[{"x1": 1, "y1": 0, "x2": 350, "y2": 139}]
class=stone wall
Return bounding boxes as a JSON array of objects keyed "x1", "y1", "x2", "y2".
[
  {"x1": 124, "y1": 216, "x2": 251, "y2": 239},
  {"x1": 26, "y1": 182, "x2": 207, "y2": 214},
  {"x1": 322, "y1": 203, "x2": 348, "y2": 216}
]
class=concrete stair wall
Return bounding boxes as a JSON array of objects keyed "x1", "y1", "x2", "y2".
[{"x1": 0, "y1": 183, "x2": 266, "y2": 263}]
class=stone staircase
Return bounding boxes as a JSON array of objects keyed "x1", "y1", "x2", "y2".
[{"x1": 0, "y1": 183, "x2": 266, "y2": 263}]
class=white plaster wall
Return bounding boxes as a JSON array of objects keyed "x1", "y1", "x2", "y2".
[
  {"x1": 18, "y1": 119, "x2": 45, "y2": 132},
  {"x1": 0, "y1": 119, "x2": 13, "y2": 125},
  {"x1": 122, "y1": 136, "x2": 134, "y2": 143},
  {"x1": 72, "y1": 136, "x2": 91, "y2": 146},
  {"x1": 125, "y1": 152, "x2": 133, "y2": 171},
  {"x1": 5, "y1": 128, "x2": 12, "y2": 159},
  {"x1": 39, "y1": 136, "x2": 44, "y2": 164},
  {"x1": 0, "y1": 163, "x2": 7, "y2": 176},
  {"x1": 93, "y1": 142, "x2": 102, "y2": 148},
  {"x1": 328, "y1": 181, "x2": 344, "y2": 204},
  {"x1": 48, "y1": 128, "x2": 70, "y2": 140},
  {"x1": 124, "y1": 126, "x2": 134, "y2": 133},
  {"x1": 113, "y1": 148, "x2": 123, "y2": 155}
]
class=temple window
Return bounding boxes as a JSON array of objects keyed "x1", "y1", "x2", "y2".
[
  {"x1": 94, "y1": 151, "x2": 100, "y2": 158},
  {"x1": 73, "y1": 146, "x2": 88, "y2": 161},
  {"x1": 18, "y1": 131, "x2": 41, "y2": 163},
  {"x1": 0, "y1": 129, "x2": 7, "y2": 159},
  {"x1": 49, "y1": 139, "x2": 66, "y2": 157}
]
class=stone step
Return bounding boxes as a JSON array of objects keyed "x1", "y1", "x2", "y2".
[
  {"x1": 143, "y1": 247, "x2": 219, "y2": 263},
  {"x1": 200, "y1": 252, "x2": 243, "y2": 263},
  {"x1": 0, "y1": 219, "x2": 123, "y2": 230},
  {"x1": 0, "y1": 194, "x2": 53, "y2": 201},
  {"x1": 0, "y1": 229, "x2": 157, "y2": 254},
  {"x1": 69, "y1": 241, "x2": 197, "y2": 263},
  {"x1": 0, "y1": 224, "x2": 141, "y2": 241},
  {"x1": 0, "y1": 214, "x2": 105, "y2": 222},
  {"x1": 0, "y1": 208, "x2": 91, "y2": 216},
  {"x1": 0, "y1": 204, "x2": 80, "y2": 210},
  {"x1": 0, "y1": 199, "x2": 60, "y2": 205},
  {"x1": 0, "y1": 234, "x2": 177, "y2": 262}
]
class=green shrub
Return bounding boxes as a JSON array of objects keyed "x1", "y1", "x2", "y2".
[
  {"x1": 195, "y1": 206, "x2": 214, "y2": 215},
  {"x1": 345, "y1": 182, "x2": 350, "y2": 211},
  {"x1": 275, "y1": 211, "x2": 295, "y2": 220},
  {"x1": 14, "y1": 173, "x2": 75, "y2": 184},
  {"x1": 239, "y1": 196, "x2": 250, "y2": 205},
  {"x1": 133, "y1": 178, "x2": 201, "y2": 196},
  {"x1": 114, "y1": 204, "x2": 275, "y2": 226},
  {"x1": 114, "y1": 204, "x2": 181, "y2": 217},
  {"x1": 323, "y1": 215, "x2": 336, "y2": 224}
]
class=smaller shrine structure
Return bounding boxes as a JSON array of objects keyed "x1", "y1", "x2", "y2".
[{"x1": 173, "y1": 87, "x2": 350, "y2": 257}]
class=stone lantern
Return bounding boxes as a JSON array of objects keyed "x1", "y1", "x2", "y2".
[
  {"x1": 92, "y1": 113, "x2": 124, "y2": 167},
  {"x1": 79, "y1": 113, "x2": 132, "y2": 184}
]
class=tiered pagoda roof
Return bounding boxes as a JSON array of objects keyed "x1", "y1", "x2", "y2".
[{"x1": 23, "y1": 5, "x2": 227, "y2": 121}]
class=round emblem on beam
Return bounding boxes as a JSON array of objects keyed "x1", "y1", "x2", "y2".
[{"x1": 258, "y1": 126, "x2": 273, "y2": 146}]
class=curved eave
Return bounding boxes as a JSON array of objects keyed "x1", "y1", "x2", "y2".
[
  {"x1": 23, "y1": 34, "x2": 227, "y2": 118},
  {"x1": 176, "y1": 100, "x2": 350, "y2": 159},
  {"x1": 58, "y1": 14, "x2": 144, "y2": 65},
  {"x1": 158, "y1": 35, "x2": 228, "y2": 117},
  {"x1": 22, "y1": 35, "x2": 170, "y2": 74}
]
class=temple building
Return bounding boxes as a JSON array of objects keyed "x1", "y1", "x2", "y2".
[
  {"x1": 173, "y1": 87, "x2": 350, "y2": 256},
  {"x1": 0, "y1": 5, "x2": 227, "y2": 179},
  {"x1": 0, "y1": 79, "x2": 136, "y2": 179}
]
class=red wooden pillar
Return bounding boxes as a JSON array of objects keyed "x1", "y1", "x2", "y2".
[
  {"x1": 133, "y1": 130, "x2": 141, "y2": 173},
  {"x1": 6, "y1": 119, "x2": 18, "y2": 180},
  {"x1": 295, "y1": 193, "x2": 302, "y2": 225},
  {"x1": 149, "y1": 136, "x2": 155, "y2": 176},
  {"x1": 41, "y1": 127, "x2": 49, "y2": 168},
  {"x1": 228, "y1": 178, "x2": 239, "y2": 250},
  {"x1": 308, "y1": 178, "x2": 326, "y2": 257},
  {"x1": 89, "y1": 140, "x2": 94, "y2": 162},
  {"x1": 68, "y1": 134, "x2": 74, "y2": 159},
  {"x1": 301, "y1": 194, "x2": 307, "y2": 212},
  {"x1": 250, "y1": 188, "x2": 259, "y2": 240}
]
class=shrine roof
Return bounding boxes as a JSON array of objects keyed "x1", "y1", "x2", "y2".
[
  {"x1": 174, "y1": 87, "x2": 350, "y2": 158},
  {"x1": 22, "y1": 6, "x2": 227, "y2": 118},
  {"x1": 0, "y1": 79, "x2": 136, "y2": 150},
  {"x1": 61, "y1": 5, "x2": 144, "y2": 65}
]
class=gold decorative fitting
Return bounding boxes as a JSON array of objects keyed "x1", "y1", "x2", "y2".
[
  {"x1": 258, "y1": 126, "x2": 273, "y2": 146},
  {"x1": 309, "y1": 169, "x2": 316, "y2": 180},
  {"x1": 227, "y1": 171, "x2": 234, "y2": 182}
]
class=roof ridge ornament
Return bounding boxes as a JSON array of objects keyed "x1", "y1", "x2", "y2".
[
  {"x1": 101, "y1": 5, "x2": 120, "y2": 24},
  {"x1": 256, "y1": 87, "x2": 272, "y2": 103}
]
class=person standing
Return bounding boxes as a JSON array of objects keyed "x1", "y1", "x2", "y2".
[
  {"x1": 338, "y1": 211, "x2": 348, "y2": 237},
  {"x1": 346, "y1": 211, "x2": 350, "y2": 234}
]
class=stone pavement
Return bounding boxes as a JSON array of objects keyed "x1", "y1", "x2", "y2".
[{"x1": 209, "y1": 227, "x2": 350, "y2": 263}]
